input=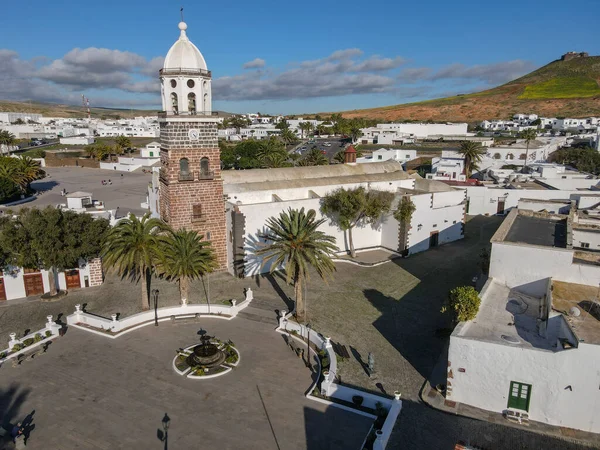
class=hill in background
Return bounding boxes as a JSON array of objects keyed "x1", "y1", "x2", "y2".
[
  {"x1": 0, "y1": 100, "x2": 157, "y2": 119},
  {"x1": 336, "y1": 55, "x2": 600, "y2": 122}
]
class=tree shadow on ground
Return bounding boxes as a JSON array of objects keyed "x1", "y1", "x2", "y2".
[
  {"x1": 304, "y1": 405, "x2": 373, "y2": 450},
  {"x1": 0, "y1": 383, "x2": 31, "y2": 444}
]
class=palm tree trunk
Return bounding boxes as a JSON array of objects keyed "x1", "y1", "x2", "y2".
[
  {"x1": 294, "y1": 271, "x2": 304, "y2": 322},
  {"x1": 179, "y1": 276, "x2": 189, "y2": 304},
  {"x1": 48, "y1": 267, "x2": 58, "y2": 296},
  {"x1": 348, "y1": 227, "x2": 356, "y2": 258},
  {"x1": 141, "y1": 267, "x2": 150, "y2": 310},
  {"x1": 524, "y1": 141, "x2": 530, "y2": 172}
]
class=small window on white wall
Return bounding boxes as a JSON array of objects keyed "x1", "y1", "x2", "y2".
[{"x1": 581, "y1": 242, "x2": 590, "y2": 248}]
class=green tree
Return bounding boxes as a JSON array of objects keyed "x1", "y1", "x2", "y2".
[
  {"x1": 321, "y1": 187, "x2": 395, "y2": 257},
  {"x1": 519, "y1": 128, "x2": 537, "y2": 172},
  {"x1": 333, "y1": 150, "x2": 346, "y2": 164},
  {"x1": 349, "y1": 125, "x2": 362, "y2": 143},
  {"x1": 0, "y1": 130, "x2": 16, "y2": 151},
  {"x1": 102, "y1": 213, "x2": 169, "y2": 310},
  {"x1": 458, "y1": 141, "x2": 485, "y2": 178},
  {"x1": 0, "y1": 207, "x2": 109, "y2": 296},
  {"x1": 393, "y1": 196, "x2": 416, "y2": 254},
  {"x1": 275, "y1": 119, "x2": 289, "y2": 131},
  {"x1": 300, "y1": 148, "x2": 329, "y2": 166},
  {"x1": 0, "y1": 156, "x2": 45, "y2": 193},
  {"x1": 115, "y1": 135, "x2": 132, "y2": 154},
  {"x1": 280, "y1": 128, "x2": 298, "y2": 145},
  {"x1": 442, "y1": 286, "x2": 481, "y2": 323},
  {"x1": 158, "y1": 229, "x2": 217, "y2": 304},
  {"x1": 229, "y1": 116, "x2": 250, "y2": 133},
  {"x1": 255, "y1": 208, "x2": 337, "y2": 321}
]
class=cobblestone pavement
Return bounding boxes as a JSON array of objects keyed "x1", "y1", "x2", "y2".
[
  {"x1": 0, "y1": 320, "x2": 372, "y2": 450},
  {"x1": 2, "y1": 215, "x2": 598, "y2": 449}
]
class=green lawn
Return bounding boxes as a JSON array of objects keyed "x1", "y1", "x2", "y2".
[{"x1": 520, "y1": 77, "x2": 600, "y2": 99}]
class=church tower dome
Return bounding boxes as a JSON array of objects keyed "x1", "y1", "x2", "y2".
[{"x1": 160, "y1": 21, "x2": 212, "y2": 115}]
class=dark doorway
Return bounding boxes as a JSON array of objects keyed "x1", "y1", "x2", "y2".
[
  {"x1": 497, "y1": 198, "x2": 506, "y2": 215},
  {"x1": 429, "y1": 231, "x2": 439, "y2": 248}
]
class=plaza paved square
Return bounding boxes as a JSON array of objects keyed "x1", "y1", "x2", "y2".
[{"x1": 0, "y1": 319, "x2": 372, "y2": 450}]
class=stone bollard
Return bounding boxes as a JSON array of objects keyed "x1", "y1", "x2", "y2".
[
  {"x1": 9, "y1": 332, "x2": 19, "y2": 350},
  {"x1": 181, "y1": 297, "x2": 188, "y2": 307},
  {"x1": 374, "y1": 430, "x2": 384, "y2": 448},
  {"x1": 323, "y1": 336, "x2": 332, "y2": 350},
  {"x1": 245, "y1": 288, "x2": 253, "y2": 302},
  {"x1": 46, "y1": 315, "x2": 54, "y2": 330},
  {"x1": 75, "y1": 304, "x2": 82, "y2": 313},
  {"x1": 111, "y1": 314, "x2": 118, "y2": 331},
  {"x1": 279, "y1": 310, "x2": 287, "y2": 328},
  {"x1": 321, "y1": 370, "x2": 331, "y2": 397},
  {"x1": 394, "y1": 391, "x2": 401, "y2": 401},
  {"x1": 231, "y1": 299, "x2": 237, "y2": 307}
]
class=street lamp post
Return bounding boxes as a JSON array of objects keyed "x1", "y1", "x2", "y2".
[
  {"x1": 161, "y1": 413, "x2": 170, "y2": 450},
  {"x1": 152, "y1": 289, "x2": 160, "y2": 327}
]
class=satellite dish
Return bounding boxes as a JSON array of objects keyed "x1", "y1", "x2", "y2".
[{"x1": 569, "y1": 307, "x2": 581, "y2": 317}]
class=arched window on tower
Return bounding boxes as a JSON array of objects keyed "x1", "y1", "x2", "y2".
[
  {"x1": 179, "y1": 158, "x2": 193, "y2": 181},
  {"x1": 200, "y1": 157, "x2": 213, "y2": 179},
  {"x1": 171, "y1": 92, "x2": 178, "y2": 115},
  {"x1": 203, "y1": 93, "x2": 208, "y2": 112},
  {"x1": 188, "y1": 93, "x2": 196, "y2": 115}
]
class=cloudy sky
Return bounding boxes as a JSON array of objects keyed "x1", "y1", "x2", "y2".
[{"x1": 1, "y1": 0, "x2": 598, "y2": 115}]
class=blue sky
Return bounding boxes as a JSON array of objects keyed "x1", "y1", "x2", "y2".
[{"x1": 1, "y1": 0, "x2": 599, "y2": 115}]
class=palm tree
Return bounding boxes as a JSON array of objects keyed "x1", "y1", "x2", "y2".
[
  {"x1": 458, "y1": 141, "x2": 485, "y2": 178},
  {"x1": 13, "y1": 156, "x2": 45, "y2": 191},
  {"x1": 333, "y1": 150, "x2": 346, "y2": 164},
  {"x1": 158, "y1": 229, "x2": 217, "y2": 304},
  {"x1": 102, "y1": 213, "x2": 169, "y2": 310},
  {"x1": 520, "y1": 128, "x2": 538, "y2": 172},
  {"x1": 281, "y1": 129, "x2": 298, "y2": 145},
  {"x1": 261, "y1": 151, "x2": 290, "y2": 168},
  {"x1": 256, "y1": 208, "x2": 337, "y2": 321},
  {"x1": 300, "y1": 148, "x2": 329, "y2": 166},
  {"x1": 115, "y1": 135, "x2": 132, "y2": 154},
  {"x1": 0, "y1": 130, "x2": 16, "y2": 154}
]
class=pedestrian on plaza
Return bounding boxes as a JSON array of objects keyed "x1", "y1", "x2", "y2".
[{"x1": 11, "y1": 422, "x2": 23, "y2": 443}]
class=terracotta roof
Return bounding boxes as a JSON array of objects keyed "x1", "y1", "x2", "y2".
[{"x1": 345, "y1": 145, "x2": 357, "y2": 153}]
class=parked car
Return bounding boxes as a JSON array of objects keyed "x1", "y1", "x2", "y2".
[{"x1": 301, "y1": 146, "x2": 307, "y2": 150}]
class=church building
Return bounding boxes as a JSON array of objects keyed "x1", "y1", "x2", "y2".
[{"x1": 151, "y1": 21, "x2": 467, "y2": 276}]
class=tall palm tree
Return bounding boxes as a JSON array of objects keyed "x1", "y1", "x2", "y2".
[
  {"x1": 115, "y1": 135, "x2": 132, "y2": 154},
  {"x1": 300, "y1": 148, "x2": 329, "y2": 166},
  {"x1": 14, "y1": 156, "x2": 45, "y2": 191},
  {"x1": 458, "y1": 141, "x2": 485, "y2": 178},
  {"x1": 256, "y1": 208, "x2": 337, "y2": 321},
  {"x1": 102, "y1": 213, "x2": 169, "y2": 310},
  {"x1": 520, "y1": 128, "x2": 538, "y2": 172},
  {"x1": 0, "y1": 130, "x2": 16, "y2": 153},
  {"x1": 281, "y1": 129, "x2": 298, "y2": 145},
  {"x1": 158, "y1": 229, "x2": 217, "y2": 304}
]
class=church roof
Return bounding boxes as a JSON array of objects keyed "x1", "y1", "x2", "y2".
[
  {"x1": 222, "y1": 161, "x2": 410, "y2": 193},
  {"x1": 345, "y1": 145, "x2": 357, "y2": 153},
  {"x1": 163, "y1": 22, "x2": 207, "y2": 72}
]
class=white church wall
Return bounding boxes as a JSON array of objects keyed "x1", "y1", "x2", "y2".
[
  {"x1": 238, "y1": 197, "x2": 385, "y2": 276},
  {"x1": 448, "y1": 335, "x2": 600, "y2": 433},
  {"x1": 380, "y1": 214, "x2": 400, "y2": 251}
]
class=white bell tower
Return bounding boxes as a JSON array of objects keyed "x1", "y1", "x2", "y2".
[{"x1": 160, "y1": 21, "x2": 212, "y2": 115}]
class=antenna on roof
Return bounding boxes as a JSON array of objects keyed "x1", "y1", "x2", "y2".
[{"x1": 180, "y1": 7, "x2": 184, "y2": 22}]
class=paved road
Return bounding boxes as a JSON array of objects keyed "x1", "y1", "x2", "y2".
[
  {"x1": 0, "y1": 321, "x2": 372, "y2": 450},
  {"x1": 292, "y1": 138, "x2": 346, "y2": 162}
]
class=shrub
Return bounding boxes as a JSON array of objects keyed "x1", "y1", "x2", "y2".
[
  {"x1": 34, "y1": 333, "x2": 43, "y2": 343},
  {"x1": 45, "y1": 330, "x2": 52, "y2": 338},
  {"x1": 11, "y1": 343, "x2": 24, "y2": 352},
  {"x1": 0, "y1": 352, "x2": 7, "y2": 359},
  {"x1": 23, "y1": 338, "x2": 34, "y2": 347},
  {"x1": 442, "y1": 286, "x2": 481, "y2": 323},
  {"x1": 0, "y1": 177, "x2": 21, "y2": 204}
]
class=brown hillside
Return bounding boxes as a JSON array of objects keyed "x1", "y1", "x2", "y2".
[{"x1": 334, "y1": 56, "x2": 600, "y2": 122}]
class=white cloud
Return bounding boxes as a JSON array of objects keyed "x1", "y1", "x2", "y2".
[{"x1": 243, "y1": 58, "x2": 265, "y2": 69}]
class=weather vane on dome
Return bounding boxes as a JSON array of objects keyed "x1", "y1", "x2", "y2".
[{"x1": 180, "y1": 7, "x2": 184, "y2": 22}]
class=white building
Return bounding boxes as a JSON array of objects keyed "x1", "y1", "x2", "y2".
[
  {"x1": 141, "y1": 141, "x2": 161, "y2": 158},
  {"x1": 429, "y1": 150, "x2": 466, "y2": 182},
  {"x1": 361, "y1": 123, "x2": 468, "y2": 144},
  {"x1": 448, "y1": 206, "x2": 600, "y2": 433},
  {"x1": 0, "y1": 112, "x2": 42, "y2": 124},
  {"x1": 356, "y1": 148, "x2": 417, "y2": 164},
  {"x1": 60, "y1": 136, "x2": 95, "y2": 146}
]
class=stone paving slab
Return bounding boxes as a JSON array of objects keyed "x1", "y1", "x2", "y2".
[{"x1": 0, "y1": 319, "x2": 372, "y2": 450}]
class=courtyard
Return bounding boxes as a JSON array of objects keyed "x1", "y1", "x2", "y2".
[{"x1": 1, "y1": 215, "x2": 598, "y2": 449}]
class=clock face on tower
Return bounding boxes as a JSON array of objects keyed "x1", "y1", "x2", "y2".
[{"x1": 188, "y1": 129, "x2": 200, "y2": 140}]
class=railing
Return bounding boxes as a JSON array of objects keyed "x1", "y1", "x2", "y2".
[
  {"x1": 160, "y1": 68, "x2": 211, "y2": 77},
  {"x1": 178, "y1": 171, "x2": 195, "y2": 182},
  {"x1": 198, "y1": 170, "x2": 215, "y2": 180},
  {"x1": 158, "y1": 111, "x2": 219, "y2": 118}
]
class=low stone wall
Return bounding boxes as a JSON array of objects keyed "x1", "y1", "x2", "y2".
[
  {"x1": 276, "y1": 313, "x2": 402, "y2": 450},
  {"x1": 1, "y1": 315, "x2": 62, "y2": 363},
  {"x1": 45, "y1": 156, "x2": 100, "y2": 168},
  {"x1": 66, "y1": 288, "x2": 254, "y2": 338}
]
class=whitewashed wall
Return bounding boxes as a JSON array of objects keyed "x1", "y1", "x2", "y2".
[
  {"x1": 489, "y1": 242, "x2": 600, "y2": 289},
  {"x1": 448, "y1": 336, "x2": 600, "y2": 432},
  {"x1": 572, "y1": 229, "x2": 600, "y2": 250},
  {"x1": 408, "y1": 193, "x2": 465, "y2": 254},
  {"x1": 517, "y1": 199, "x2": 571, "y2": 214}
]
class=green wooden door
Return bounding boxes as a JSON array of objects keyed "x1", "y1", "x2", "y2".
[{"x1": 507, "y1": 381, "x2": 531, "y2": 411}]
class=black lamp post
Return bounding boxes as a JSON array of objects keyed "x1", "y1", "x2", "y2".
[
  {"x1": 152, "y1": 289, "x2": 160, "y2": 326},
  {"x1": 161, "y1": 413, "x2": 170, "y2": 450}
]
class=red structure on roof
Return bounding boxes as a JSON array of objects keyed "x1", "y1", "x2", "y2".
[{"x1": 344, "y1": 145, "x2": 357, "y2": 163}]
